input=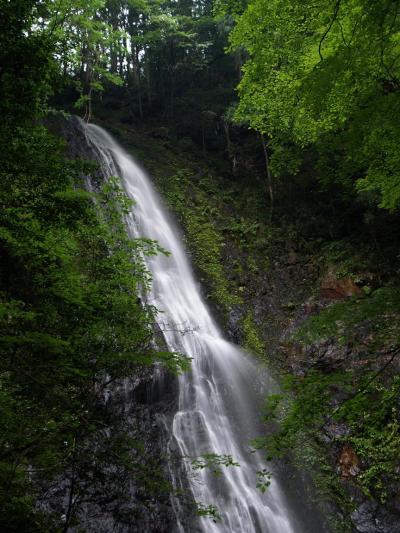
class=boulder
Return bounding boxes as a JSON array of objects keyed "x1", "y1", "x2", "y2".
[
  {"x1": 321, "y1": 267, "x2": 362, "y2": 299},
  {"x1": 338, "y1": 443, "x2": 361, "y2": 478}
]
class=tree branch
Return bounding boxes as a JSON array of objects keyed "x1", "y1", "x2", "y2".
[{"x1": 319, "y1": 0, "x2": 341, "y2": 61}]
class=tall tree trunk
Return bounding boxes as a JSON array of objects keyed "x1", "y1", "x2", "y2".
[
  {"x1": 235, "y1": 48, "x2": 243, "y2": 81},
  {"x1": 146, "y1": 63, "x2": 152, "y2": 108},
  {"x1": 63, "y1": 437, "x2": 77, "y2": 533},
  {"x1": 261, "y1": 134, "x2": 273, "y2": 219},
  {"x1": 83, "y1": 49, "x2": 93, "y2": 123},
  {"x1": 80, "y1": 39, "x2": 87, "y2": 80},
  {"x1": 84, "y1": 86, "x2": 92, "y2": 123},
  {"x1": 121, "y1": 36, "x2": 128, "y2": 79},
  {"x1": 170, "y1": 74, "x2": 174, "y2": 120},
  {"x1": 130, "y1": 41, "x2": 143, "y2": 119},
  {"x1": 110, "y1": 7, "x2": 119, "y2": 73},
  {"x1": 110, "y1": 44, "x2": 118, "y2": 73},
  {"x1": 169, "y1": 40, "x2": 175, "y2": 120},
  {"x1": 224, "y1": 119, "x2": 237, "y2": 175}
]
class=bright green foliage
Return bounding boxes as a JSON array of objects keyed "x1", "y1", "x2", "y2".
[
  {"x1": 190, "y1": 453, "x2": 240, "y2": 476},
  {"x1": 225, "y1": 0, "x2": 400, "y2": 210},
  {"x1": 256, "y1": 469, "x2": 272, "y2": 493},
  {"x1": 343, "y1": 377, "x2": 400, "y2": 502},
  {"x1": 1, "y1": 0, "x2": 124, "y2": 121},
  {"x1": 0, "y1": 122, "x2": 176, "y2": 529},
  {"x1": 242, "y1": 311, "x2": 265, "y2": 356},
  {"x1": 0, "y1": 2, "x2": 188, "y2": 528},
  {"x1": 296, "y1": 286, "x2": 400, "y2": 347},
  {"x1": 262, "y1": 369, "x2": 400, "y2": 504},
  {"x1": 49, "y1": 0, "x2": 124, "y2": 117},
  {"x1": 253, "y1": 371, "x2": 354, "y2": 532},
  {"x1": 261, "y1": 371, "x2": 351, "y2": 458},
  {"x1": 196, "y1": 503, "x2": 222, "y2": 522}
]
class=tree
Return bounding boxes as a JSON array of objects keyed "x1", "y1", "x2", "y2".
[{"x1": 223, "y1": 0, "x2": 400, "y2": 211}]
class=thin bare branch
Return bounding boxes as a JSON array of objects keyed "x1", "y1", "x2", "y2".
[{"x1": 318, "y1": 0, "x2": 341, "y2": 61}]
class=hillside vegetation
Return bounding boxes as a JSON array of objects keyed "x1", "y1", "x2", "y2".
[{"x1": 1, "y1": 0, "x2": 400, "y2": 530}]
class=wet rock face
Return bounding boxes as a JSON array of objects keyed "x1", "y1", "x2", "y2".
[
  {"x1": 282, "y1": 337, "x2": 350, "y2": 375},
  {"x1": 218, "y1": 237, "x2": 400, "y2": 533},
  {"x1": 351, "y1": 500, "x2": 400, "y2": 533},
  {"x1": 72, "y1": 370, "x2": 181, "y2": 533},
  {"x1": 222, "y1": 239, "x2": 319, "y2": 359},
  {"x1": 47, "y1": 114, "x2": 92, "y2": 157},
  {"x1": 226, "y1": 305, "x2": 245, "y2": 344},
  {"x1": 38, "y1": 351, "x2": 183, "y2": 532}
]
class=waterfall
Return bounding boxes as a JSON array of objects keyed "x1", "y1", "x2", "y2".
[{"x1": 83, "y1": 122, "x2": 325, "y2": 533}]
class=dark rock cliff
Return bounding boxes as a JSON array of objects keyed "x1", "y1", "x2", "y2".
[
  {"x1": 224, "y1": 240, "x2": 400, "y2": 533},
  {"x1": 46, "y1": 114, "x2": 400, "y2": 533}
]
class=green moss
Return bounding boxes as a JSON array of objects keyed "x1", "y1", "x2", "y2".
[
  {"x1": 154, "y1": 170, "x2": 242, "y2": 313},
  {"x1": 242, "y1": 312, "x2": 266, "y2": 356},
  {"x1": 296, "y1": 285, "x2": 400, "y2": 348},
  {"x1": 319, "y1": 241, "x2": 368, "y2": 279},
  {"x1": 186, "y1": 214, "x2": 242, "y2": 310}
]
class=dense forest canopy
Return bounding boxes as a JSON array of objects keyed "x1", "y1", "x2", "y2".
[
  {"x1": 225, "y1": 0, "x2": 400, "y2": 211},
  {"x1": 5, "y1": 0, "x2": 400, "y2": 216},
  {"x1": 7, "y1": 0, "x2": 398, "y2": 215},
  {"x1": 1, "y1": 0, "x2": 400, "y2": 530}
]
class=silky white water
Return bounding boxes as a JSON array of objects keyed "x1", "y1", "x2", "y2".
[{"x1": 83, "y1": 123, "x2": 309, "y2": 533}]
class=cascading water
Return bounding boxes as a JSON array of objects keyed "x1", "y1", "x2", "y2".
[{"x1": 83, "y1": 122, "x2": 326, "y2": 533}]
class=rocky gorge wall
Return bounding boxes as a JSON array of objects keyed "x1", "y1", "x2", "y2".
[
  {"x1": 49, "y1": 112, "x2": 400, "y2": 533},
  {"x1": 85, "y1": 115, "x2": 400, "y2": 533}
]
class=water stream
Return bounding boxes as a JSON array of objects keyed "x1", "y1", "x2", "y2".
[{"x1": 83, "y1": 122, "x2": 325, "y2": 533}]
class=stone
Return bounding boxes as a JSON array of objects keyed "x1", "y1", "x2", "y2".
[
  {"x1": 338, "y1": 443, "x2": 361, "y2": 478},
  {"x1": 320, "y1": 267, "x2": 362, "y2": 299}
]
